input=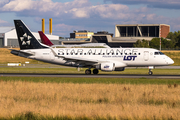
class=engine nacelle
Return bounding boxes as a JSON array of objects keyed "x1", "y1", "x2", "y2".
[
  {"x1": 115, "y1": 67, "x2": 125, "y2": 71},
  {"x1": 96, "y1": 62, "x2": 115, "y2": 72}
]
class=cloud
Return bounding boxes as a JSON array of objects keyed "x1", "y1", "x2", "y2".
[
  {"x1": 0, "y1": 0, "x2": 130, "y2": 19},
  {"x1": 1, "y1": 0, "x2": 34, "y2": 11},
  {"x1": 52, "y1": 23, "x2": 84, "y2": 36},
  {"x1": 0, "y1": 19, "x2": 11, "y2": 27},
  {"x1": 0, "y1": 0, "x2": 179, "y2": 36},
  {"x1": 104, "y1": 0, "x2": 180, "y2": 9},
  {"x1": 0, "y1": 19, "x2": 8, "y2": 23}
]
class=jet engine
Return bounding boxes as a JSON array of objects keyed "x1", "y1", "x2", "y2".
[{"x1": 96, "y1": 62, "x2": 115, "y2": 72}]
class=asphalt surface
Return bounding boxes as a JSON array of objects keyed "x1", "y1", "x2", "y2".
[
  {"x1": 0, "y1": 64, "x2": 179, "y2": 79},
  {"x1": 0, "y1": 73, "x2": 180, "y2": 79}
]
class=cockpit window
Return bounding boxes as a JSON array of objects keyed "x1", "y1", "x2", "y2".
[
  {"x1": 154, "y1": 52, "x2": 164, "y2": 55},
  {"x1": 154, "y1": 52, "x2": 159, "y2": 55},
  {"x1": 159, "y1": 52, "x2": 164, "y2": 55}
]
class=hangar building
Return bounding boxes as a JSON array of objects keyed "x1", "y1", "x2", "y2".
[{"x1": 0, "y1": 27, "x2": 59, "y2": 47}]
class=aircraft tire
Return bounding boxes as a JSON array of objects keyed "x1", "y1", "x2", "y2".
[
  {"x1": 85, "y1": 69, "x2": 91, "y2": 74},
  {"x1": 148, "y1": 71, "x2": 153, "y2": 75},
  {"x1": 93, "y1": 69, "x2": 99, "y2": 74}
]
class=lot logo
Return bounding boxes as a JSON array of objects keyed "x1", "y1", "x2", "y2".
[
  {"x1": 123, "y1": 56, "x2": 137, "y2": 61},
  {"x1": 104, "y1": 65, "x2": 110, "y2": 68}
]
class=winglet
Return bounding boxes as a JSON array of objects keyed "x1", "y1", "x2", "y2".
[{"x1": 38, "y1": 31, "x2": 54, "y2": 46}]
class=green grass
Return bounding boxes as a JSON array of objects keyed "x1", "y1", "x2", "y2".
[
  {"x1": 0, "y1": 67, "x2": 180, "y2": 75},
  {"x1": 1, "y1": 76, "x2": 180, "y2": 84}
]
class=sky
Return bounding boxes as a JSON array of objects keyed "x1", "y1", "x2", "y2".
[{"x1": 0, "y1": 0, "x2": 180, "y2": 37}]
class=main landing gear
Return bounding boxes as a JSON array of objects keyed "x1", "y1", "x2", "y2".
[{"x1": 85, "y1": 69, "x2": 99, "y2": 75}]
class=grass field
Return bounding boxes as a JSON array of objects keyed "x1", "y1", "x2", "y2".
[
  {"x1": 0, "y1": 79, "x2": 180, "y2": 120},
  {"x1": 0, "y1": 48, "x2": 40, "y2": 64},
  {"x1": 0, "y1": 75, "x2": 180, "y2": 119},
  {"x1": 0, "y1": 67, "x2": 180, "y2": 75}
]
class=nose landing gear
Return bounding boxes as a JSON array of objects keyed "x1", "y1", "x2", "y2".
[
  {"x1": 148, "y1": 66, "x2": 154, "y2": 75},
  {"x1": 148, "y1": 69, "x2": 153, "y2": 75}
]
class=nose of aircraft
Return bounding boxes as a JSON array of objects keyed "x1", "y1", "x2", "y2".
[{"x1": 167, "y1": 57, "x2": 174, "y2": 65}]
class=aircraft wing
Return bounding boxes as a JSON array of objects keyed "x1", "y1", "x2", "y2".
[{"x1": 60, "y1": 56, "x2": 100, "y2": 64}]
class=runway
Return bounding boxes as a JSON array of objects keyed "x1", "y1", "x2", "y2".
[{"x1": 0, "y1": 73, "x2": 180, "y2": 79}]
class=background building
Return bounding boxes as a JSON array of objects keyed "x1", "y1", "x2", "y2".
[
  {"x1": 70, "y1": 30, "x2": 94, "y2": 39},
  {"x1": 115, "y1": 24, "x2": 170, "y2": 39},
  {"x1": 0, "y1": 27, "x2": 59, "y2": 47},
  {"x1": 94, "y1": 31, "x2": 113, "y2": 37},
  {"x1": 63, "y1": 24, "x2": 170, "y2": 47}
]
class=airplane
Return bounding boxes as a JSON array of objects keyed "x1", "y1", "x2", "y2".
[
  {"x1": 38, "y1": 31, "x2": 110, "y2": 48},
  {"x1": 10, "y1": 20, "x2": 174, "y2": 75}
]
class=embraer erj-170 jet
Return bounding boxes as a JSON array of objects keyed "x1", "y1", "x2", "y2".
[{"x1": 10, "y1": 20, "x2": 174, "y2": 75}]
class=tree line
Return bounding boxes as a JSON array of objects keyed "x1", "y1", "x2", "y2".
[{"x1": 133, "y1": 31, "x2": 180, "y2": 49}]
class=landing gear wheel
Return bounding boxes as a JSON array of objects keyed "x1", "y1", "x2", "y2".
[
  {"x1": 93, "y1": 69, "x2": 99, "y2": 74},
  {"x1": 85, "y1": 69, "x2": 91, "y2": 75},
  {"x1": 148, "y1": 71, "x2": 153, "y2": 75}
]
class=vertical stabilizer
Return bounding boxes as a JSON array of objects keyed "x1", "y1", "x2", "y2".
[
  {"x1": 38, "y1": 31, "x2": 54, "y2": 46},
  {"x1": 14, "y1": 20, "x2": 48, "y2": 50}
]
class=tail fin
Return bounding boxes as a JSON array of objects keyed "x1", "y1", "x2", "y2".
[
  {"x1": 38, "y1": 31, "x2": 54, "y2": 46},
  {"x1": 14, "y1": 20, "x2": 48, "y2": 50}
]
